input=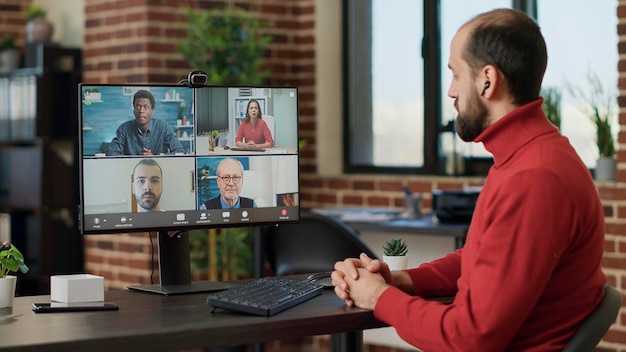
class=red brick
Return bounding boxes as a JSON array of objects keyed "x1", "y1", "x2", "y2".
[
  {"x1": 379, "y1": 181, "x2": 403, "y2": 192},
  {"x1": 367, "y1": 196, "x2": 391, "y2": 207},
  {"x1": 342, "y1": 195, "x2": 364, "y2": 205},
  {"x1": 328, "y1": 180, "x2": 350, "y2": 190},
  {"x1": 605, "y1": 223, "x2": 626, "y2": 235},
  {"x1": 354, "y1": 181, "x2": 375, "y2": 190}
]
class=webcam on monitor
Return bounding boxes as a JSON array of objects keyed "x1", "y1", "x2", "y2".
[{"x1": 187, "y1": 70, "x2": 208, "y2": 87}]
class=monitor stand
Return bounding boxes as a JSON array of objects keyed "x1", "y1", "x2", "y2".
[{"x1": 128, "y1": 231, "x2": 238, "y2": 295}]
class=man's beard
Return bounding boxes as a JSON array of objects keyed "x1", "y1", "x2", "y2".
[
  {"x1": 454, "y1": 88, "x2": 488, "y2": 142},
  {"x1": 136, "y1": 191, "x2": 160, "y2": 211}
]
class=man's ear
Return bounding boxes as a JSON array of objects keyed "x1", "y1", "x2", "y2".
[{"x1": 480, "y1": 65, "x2": 499, "y2": 98}]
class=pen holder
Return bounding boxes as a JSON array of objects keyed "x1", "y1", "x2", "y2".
[{"x1": 404, "y1": 192, "x2": 422, "y2": 219}]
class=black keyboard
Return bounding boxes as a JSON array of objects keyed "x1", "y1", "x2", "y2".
[{"x1": 207, "y1": 277, "x2": 324, "y2": 316}]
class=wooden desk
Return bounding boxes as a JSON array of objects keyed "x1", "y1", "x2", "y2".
[{"x1": 0, "y1": 289, "x2": 385, "y2": 352}]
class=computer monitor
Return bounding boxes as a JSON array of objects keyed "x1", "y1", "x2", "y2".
[{"x1": 78, "y1": 84, "x2": 300, "y2": 294}]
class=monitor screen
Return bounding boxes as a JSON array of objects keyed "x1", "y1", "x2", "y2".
[
  {"x1": 78, "y1": 84, "x2": 300, "y2": 234},
  {"x1": 77, "y1": 84, "x2": 300, "y2": 294}
]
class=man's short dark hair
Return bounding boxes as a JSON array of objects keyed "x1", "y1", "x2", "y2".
[
  {"x1": 133, "y1": 89, "x2": 156, "y2": 109},
  {"x1": 133, "y1": 158, "x2": 162, "y2": 178},
  {"x1": 463, "y1": 8, "x2": 547, "y2": 106}
]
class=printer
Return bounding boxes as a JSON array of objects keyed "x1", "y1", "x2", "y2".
[{"x1": 432, "y1": 188, "x2": 481, "y2": 224}]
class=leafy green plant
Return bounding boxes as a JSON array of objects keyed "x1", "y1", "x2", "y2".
[
  {"x1": 0, "y1": 35, "x2": 17, "y2": 52},
  {"x1": 177, "y1": 101, "x2": 185, "y2": 119},
  {"x1": 26, "y1": 4, "x2": 47, "y2": 21},
  {"x1": 196, "y1": 165, "x2": 212, "y2": 202},
  {"x1": 383, "y1": 238, "x2": 408, "y2": 256},
  {"x1": 0, "y1": 242, "x2": 29, "y2": 278},
  {"x1": 567, "y1": 71, "x2": 617, "y2": 158},
  {"x1": 541, "y1": 86, "x2": 561, "y2": 130},
  {"x1": 177, "y1": 5, "x2": 271, "y2": 85},
  {"x1": 188, "y1": 227, "x2": 254, "y2": 280}
]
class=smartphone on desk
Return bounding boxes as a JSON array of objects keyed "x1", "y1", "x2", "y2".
[{"x1": 32, "y1": 302, "x2": 119, "y2": 313}]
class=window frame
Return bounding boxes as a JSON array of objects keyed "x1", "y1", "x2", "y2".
[{"x1": 341, "y1": 0, "x2": 534, "y2": 176}]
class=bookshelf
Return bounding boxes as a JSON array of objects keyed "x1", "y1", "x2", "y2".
[{"x1": 0, "y1": 44, "x2": 84, "y2": 295}]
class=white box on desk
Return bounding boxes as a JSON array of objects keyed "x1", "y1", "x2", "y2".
[{"x1": 51, "y1": 274, "x2": 104, "y2": 303}]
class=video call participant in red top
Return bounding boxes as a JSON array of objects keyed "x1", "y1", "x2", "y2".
[
  {"x1": 235, "y1": 99, "x2": 274, "y2": 149},
  {"x1": 331, "y1": 8, "x2": 607, "y2": 352}
]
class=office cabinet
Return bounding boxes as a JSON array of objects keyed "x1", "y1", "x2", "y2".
[{"x1": 0, "y1": 44, "x2": 83, "y2": 295}]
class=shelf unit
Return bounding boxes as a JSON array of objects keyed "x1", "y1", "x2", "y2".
[
  {"x1": 0, "y1": 44, "x2": 84, "y2": 295},
  {"x1": 176, "y1": 124, "x2": 195, "y2": 152}
]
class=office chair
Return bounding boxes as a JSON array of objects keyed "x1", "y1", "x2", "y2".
[
  {"x1": 264, "y1": 211, "x2": 378, "y2": 276},
  {"x1": 562, "y1": 284, "x2": 622, "y2": 352}
]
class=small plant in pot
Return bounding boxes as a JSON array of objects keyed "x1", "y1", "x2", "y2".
[
  {"x1": 567, "y1": 70, "x2": 617, "y2": 181},
  {"x1": 0, "y1": 241, "x2": 29, "y2": 308},
  {"x1": 0, "y1": 35, "x2": 20, "y2": 73},
  {"x1": 25, "y1": 4, "x2": 54, "y2": 43},
  {"x1": 26, "y1": 4, "x2": 47, "y2": 21},
  {"x1": 382, "y1": 238, "x2": 408, "y2": 271}
]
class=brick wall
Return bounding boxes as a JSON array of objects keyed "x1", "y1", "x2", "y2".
[
  {"x1": 2, "y1": 0, "x2": 624, "y2": 350},
  {"x1": 0, "y1": 0, "x2": 28, "y2": 48}
]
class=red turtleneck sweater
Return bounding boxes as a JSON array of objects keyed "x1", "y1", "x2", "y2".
[{"x1": 374, "y1": 99, "x2": 606, "y2": 351}]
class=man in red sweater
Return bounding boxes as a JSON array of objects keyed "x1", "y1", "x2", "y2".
[{"x1": 332, "y1": 8, "x2": 607, "y2": 351}]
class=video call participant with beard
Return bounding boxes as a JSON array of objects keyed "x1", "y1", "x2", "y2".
[
  {"x1": 200, "y1": 158, "x2": 257, "y2": 210},
  {"x1": 331, "y1": 8, "x2": 606, "y2": 351},
  {"x1": 132, "y1": 158, "x2": 164, "y2": 212}
]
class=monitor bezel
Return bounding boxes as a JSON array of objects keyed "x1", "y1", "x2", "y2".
[{"x1": 77, "y1": 83, "x2": 301, "y2": 235}]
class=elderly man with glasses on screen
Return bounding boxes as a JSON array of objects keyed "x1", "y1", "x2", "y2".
[{"x1": 200, "y1": 158, "x2": 257, "y2": 210}]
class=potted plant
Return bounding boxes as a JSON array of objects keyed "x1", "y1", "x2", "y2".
[
  {"x1": 0, "y1": 241, "x2": 29, "y2": 308},
  {"x1": 382, "y1": 238, "x2": 408, "y2": 271},
  {"x1": 567, "y1": 70, "x2": 617, "y2": 181},
  {"x1": 25, "y1": 4, "x2": 54, "y2": 43},
  {"x1": 83, "y1": 87, "x2": 101, "y2": 102},
  {"x1": 0, "y1": 35, "x2": 20, "y2": 73}
]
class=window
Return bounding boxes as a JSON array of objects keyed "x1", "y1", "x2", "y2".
[
  {"x1": 537, "y1": 1, "x2": 617, "y2": 167},
  {"x1": 343, "y1": 0, "x2": 433, "y2": 174},
  {"x1": 343, "y1": 0, "x2": 616, "y2": 174}
]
